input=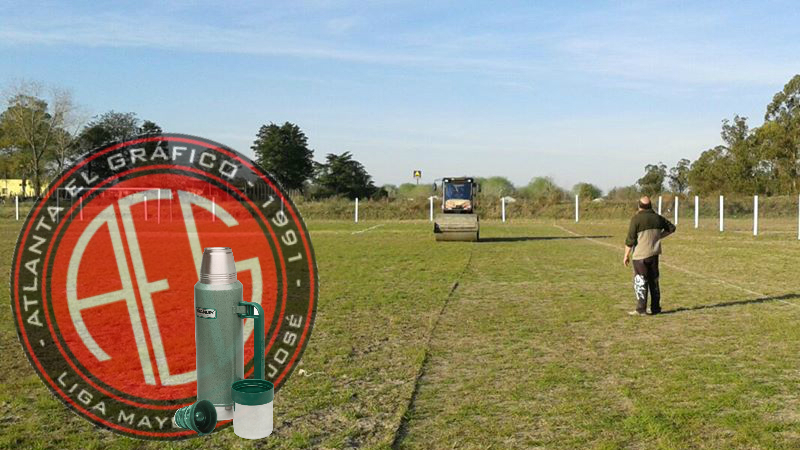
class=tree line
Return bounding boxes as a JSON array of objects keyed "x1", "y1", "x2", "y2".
[
  {"x1": 0, "y1": 82, "x2": 381, "y2": 200},
  {"x1": 0, "y1": 81, "x2": 163, "y2": 198},
  {"x1": 230, "y1": 72, "x2": 800, "y2": 202},
  {"x1": 251, "y1": 122, "x2": 380, "y2": 199},
  {"x1": 4, "y1": 73, "x2": 797, "y2": 202},
  {"x1": 253, "y1": 73, "x2": 800, "y2": 202},
  {"x1": 628, "y1": 74, "x2": 800, "y2": 198},
  {"x1": 0, "y1": 82, "x2": 604, "y2": 203}
]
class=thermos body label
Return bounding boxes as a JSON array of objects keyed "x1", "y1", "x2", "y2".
[{"x1": 195, "y1": 307, "x2": 217, "y2": 319}]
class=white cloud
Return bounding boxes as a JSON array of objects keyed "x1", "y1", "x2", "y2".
[
  {"x1": 558, "y1": 36, "x2": 798, "y2": 87},
  {"x1": 3, "y1": 5, "x2": 795, "y2": 90}
]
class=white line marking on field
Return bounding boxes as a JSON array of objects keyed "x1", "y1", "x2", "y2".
[
  {"x1": 553, "y1": 223, "x2": 800, "y2": 308},
  {"x1": 351, "y1": 224, "x2": 384, "y2": 235}
]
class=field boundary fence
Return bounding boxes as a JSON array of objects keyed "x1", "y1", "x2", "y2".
[{"x1": 5, "y1": 193, "x2": 800, "y2": 240}]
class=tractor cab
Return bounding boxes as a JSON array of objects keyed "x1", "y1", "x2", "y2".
[
  {"x1": 433, "y1": 177, "x2": 480, "y2": 241},
  {"x1": 441, "y1": 177, "x2": 477, "y2": 213}
]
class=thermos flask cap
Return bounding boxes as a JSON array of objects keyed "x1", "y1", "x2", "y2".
[
  {"x1": 173, "y1": 399, "x2": 218, "y2": 435},
  {"x1": 232, "y1": 379, "x2": 274, "y2": 439},
  {"x1": 199, "y1": 247, "x2": 237, "y2": 285}
]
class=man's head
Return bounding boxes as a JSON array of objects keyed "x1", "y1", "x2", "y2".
[{"x1": 638, "y1": 196, "x2": 652, "y2": 211}]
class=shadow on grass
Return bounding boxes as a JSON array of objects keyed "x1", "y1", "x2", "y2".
[
  {"x1": 659, "y1": 293, "x2": 800, "y2": 315},
  {"x1": 479, "y1": 235, "x2": 612, "y2": 243}
]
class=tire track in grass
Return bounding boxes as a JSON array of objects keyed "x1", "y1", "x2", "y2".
[
  {"x1": 390, "y1": 244, "x2": 476, "y2": 449},
  {"x1": 553, "y1": 222, "x2": 800, "y2": 308}
]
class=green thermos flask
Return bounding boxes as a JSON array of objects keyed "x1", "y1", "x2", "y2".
[{"x1": 194, "y1": 247, "x2": 264, "y2": 421}]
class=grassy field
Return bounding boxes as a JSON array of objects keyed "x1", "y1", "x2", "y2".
[{"x1": 2, "y1": 208, "x2": 800, "y2": 449}]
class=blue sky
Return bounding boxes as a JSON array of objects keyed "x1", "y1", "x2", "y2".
[{"x1": 2, "y1": 0, "x2": 799, "y2": 191}]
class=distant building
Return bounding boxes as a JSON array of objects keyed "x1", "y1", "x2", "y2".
[{"x1": 0, "y1": 179, "x2": 40, "y2": 198}]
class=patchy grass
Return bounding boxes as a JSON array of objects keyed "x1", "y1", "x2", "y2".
[
  {"x1": 399, "y1": 218, "x2": 800, "y2": 449},
  {"x1": 2, "y1": 213, "x2": 800, "y2": 449}
]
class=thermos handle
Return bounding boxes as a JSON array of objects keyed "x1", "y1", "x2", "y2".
[{"x1": 237, "y1": 301, "x2": 265, "y2": 380}]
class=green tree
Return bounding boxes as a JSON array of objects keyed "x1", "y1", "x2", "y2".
[
  {"x1": 77, "y1": 111, "x2": 160, "y2": 152},
  {"x1": 381, "y1": 184, "x2": 398, "y2": 198},
  {"x1": 755, "y1": 120, "x2": 797, "y2": 194},
  {"x1": 395, "y1": 183, "x2": 432, "y2": 199},
  {"x1": 477, "y1": 176, "x2": 515, "y2": 198},
  {"x1": 687, "y1": 146, "x2": 731, "y2": 194},
  {"x1": 573, "y1": 182, "x2": 602, "y2": 200},
  {"x1": 518, "y1": 176, "x2": 566, "y2": 203},
  {"x1": 636, "y1": 163, "x2": 667, "y2": 195},
  {"x1": 50, "y1": 127, "x2": 78, "y2": 173},
  {"x1": 313, "y1": 151, "x2": 377, "y2": 199},
  {"x1": 0, "y1": 82, "x2": 75, "y2": 197},
  {"x1": 721, "y1": 115, "x2": 762, "y2": 193},
  {"x1": 759, "y1": 75, "x2": 800, "y2": 193},
  {"x1": 684, "y1": 115, "x2": 772, "y2": 195},
  {"x1": 766, "y1": 74, "x2": 800, "y2": 121},
  {"x1": 139, "y1": 120, "x2": 162, "y2": 134},
  {"x1": 668, "y1": 158, "x2": 691, "y2": 194},
  {"x1": 251, "y1": 122, "x2": 315, "y2": 192}
]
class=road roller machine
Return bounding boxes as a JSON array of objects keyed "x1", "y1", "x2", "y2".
[{"x1": 433, "y1": 177, "x2": 480, "y2": 242}]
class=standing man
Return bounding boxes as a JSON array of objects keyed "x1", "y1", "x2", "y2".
[{"x1": 623, "y1": 196, "x2": 676, "y2": 316}]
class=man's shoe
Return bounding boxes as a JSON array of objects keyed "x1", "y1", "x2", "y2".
[{"x1": 628, "y1": 310, "x2": 646, "y2": 316}]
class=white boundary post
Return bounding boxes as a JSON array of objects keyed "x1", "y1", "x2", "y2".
[
  {"x1": 429, "y1": 196, "x2": 434, "y2": 222},
  {"x1": 15, "y1": 195, "x2": 19, "y2": 221},
  {"x1": 674, "y1": 196, "x2": 679, "y2": 225},
  {"x1": 719, "y1": 195, "x2": 724, "y2": 232},
  {"x1": 753, "y1": 195, "x2": 758, "y2": 236},
  {"x1": 501, "y1": 197, "x2": 506, "y2": 223},
  {"x1": 658, "y1": 195, "x2": 662, "y2": 215},
  {"x1": 574, "y1": 194, "x2": 579, "y2": 223},
  {"x1": 694, "y1": 195, "x2": 699, "y2": 229},
  {"x1": 355, "y1": 197, "x2": 359, "y2": 223}
]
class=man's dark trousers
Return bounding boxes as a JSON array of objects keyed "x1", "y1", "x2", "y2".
[{"x1": 633, "y1": 255, "x2": 660, "y2": 314}]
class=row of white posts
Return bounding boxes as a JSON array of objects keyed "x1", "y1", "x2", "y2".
[
  {"x1": 355, "y1": 196, "x2": 515, "y2": 223},
  {"x1": 572, "y1": 194, "x2": 800, "y2": 239},
  {"x1": 354, "y1": 195, "x2": 517, "y2": 223},
  {"x1": 6, "y1": 194, "x2": 798, "y2": 240}
]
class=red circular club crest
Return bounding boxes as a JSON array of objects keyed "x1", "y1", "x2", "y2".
[{"x1": 10, "y1": 134, "x2": 317, "y2": 439}]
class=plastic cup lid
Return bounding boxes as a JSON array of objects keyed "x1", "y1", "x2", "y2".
[{"x1": 232, "y1": 379, "x2": 274, "y2": 406}]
